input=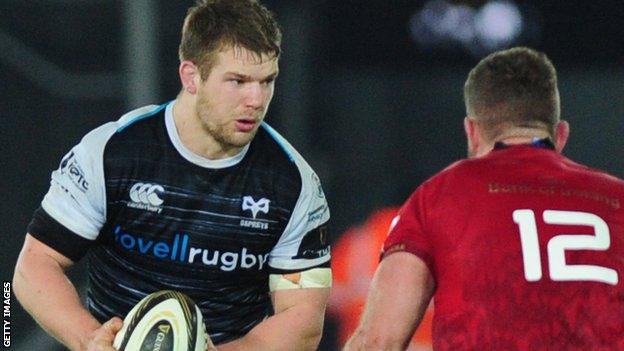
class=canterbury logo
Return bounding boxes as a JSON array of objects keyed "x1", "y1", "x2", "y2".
[
  {"x1": 129, "y1": 182, "x2": 164, "y2": 206},
  {"x1": 242, "y1": 196, "x2": 270, "y2": 219}
]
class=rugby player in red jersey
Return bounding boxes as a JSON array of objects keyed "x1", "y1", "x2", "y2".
[{"x1": 345, "y1": 47, "x2": 624, "y2": 350}]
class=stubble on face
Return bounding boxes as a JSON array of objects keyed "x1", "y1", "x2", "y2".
[
  {"x1": 194, "y1": 92, "x2": 260, "y2": 149},
  {"x1": 192, "y1": 48, "x2": 277, "y2": 153}
]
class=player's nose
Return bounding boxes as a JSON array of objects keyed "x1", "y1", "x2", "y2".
[{"x1": 244, "y1": 83, "x2": 266, "y2": 109}]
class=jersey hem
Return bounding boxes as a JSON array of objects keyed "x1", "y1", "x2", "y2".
[{"x1": 268, "y1": 255, "x2": 331, "y2": 272}]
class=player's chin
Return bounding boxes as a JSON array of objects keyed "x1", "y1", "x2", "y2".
[{"x1": 228, "y1": 130, "x2": 258, "y2": 147}]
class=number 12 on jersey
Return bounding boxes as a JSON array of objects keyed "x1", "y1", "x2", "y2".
[{"x1": 513, "y1": 209, "x2": 618, "y2": 285}]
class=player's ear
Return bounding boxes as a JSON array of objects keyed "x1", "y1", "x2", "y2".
[
  {"x1": 554, "y1": 120, "x2": 569, "y2": 153},
  {"x1": 464, "y1": 116, "x2": 480, "y2": 157},
  {"x1": 179, "y1": 60, "x2": 200, "y2": 95}
]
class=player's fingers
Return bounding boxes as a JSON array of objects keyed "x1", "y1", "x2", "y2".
[
  {"x1": 204, "y1": 332, "x2": 217, "y2": 351},
  {"x1": 104, "y1": 317, "x2": 123, "y2": 334},
  {"x1": 206, "y1": 339, "x2": 217, "y2": 351},
  {"x1": 87, "y1": 319, "x2": 123, "y2": 351},
  {"x1": 90, "y1": 341, "x2": 117, "y2": 351},
  {"x1": 87, "y1": 335, "x2": 117, "y2": 351},
  {"x1": 96, "y1": 317, "x2": 123, "y2": 343}
]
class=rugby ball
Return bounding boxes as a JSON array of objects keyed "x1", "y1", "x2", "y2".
[{"x1": 113, "y1": 290, "x2": 208, "y2": 351}]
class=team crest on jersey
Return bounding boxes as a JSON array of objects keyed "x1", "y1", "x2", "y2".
[
  {"x1": 127, "y1": 182, "x2": 165, "y2": 214},
  {"x1": 240, "y1": 196, "x2": 270, "y2": 230},
  {"x1": 242, "y1": 196, "x2": 270, "y2": 218}
]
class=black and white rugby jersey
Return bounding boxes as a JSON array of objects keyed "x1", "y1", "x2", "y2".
[{"x1": 28, "y1": 102, "x2": 331, "y2": 344}]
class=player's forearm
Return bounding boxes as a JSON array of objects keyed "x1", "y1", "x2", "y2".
[
  {"x1": 344, "y1": 253, "x2": 435, "y2": 351},
  {"x1": 217, "y1": 302, "x2": 325, "y2": 351},
  {"x1": 343, "y1": 291, "x2": 413, "y2": 351},
  {"x1": 343, "y1": 327, "x2": 407, "y2": 351},
  {"x1": 13, "y1": 253, "x2": 100, "y2": 351}
]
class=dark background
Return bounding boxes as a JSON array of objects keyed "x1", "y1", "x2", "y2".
[{"x1": 2, "y1": 1, "x2": 623, "y2": 350}]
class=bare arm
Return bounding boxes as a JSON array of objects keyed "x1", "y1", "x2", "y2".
[
  {"x1": 12, "y1": 234, "x2": 120, "y2": 351},
  {"x1": 217, "y1": 286, "x2": 330, "y2": 351},
  {"x1": 344, "y1": 252, "x2": 435, "y2": 351}
]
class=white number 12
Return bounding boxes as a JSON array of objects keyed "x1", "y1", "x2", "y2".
[{"x1": 513, "y1": 209, "x2": 618, "y2": 285}]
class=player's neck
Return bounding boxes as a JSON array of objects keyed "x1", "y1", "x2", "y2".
[
  {"x1": 475, "y1": 130, "x2": 552, "y2": 157},
  {"x1": 494, "y1": 129, "x2": 551, "y2": 146},
  {"x1": 172, "y1": 96, "x2": 245, "y2": 160},
  {"x1": 495, "y1": 136, "x2": 540, "y2": 145}
]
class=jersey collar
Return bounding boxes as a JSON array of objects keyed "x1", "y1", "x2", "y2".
[
  {"x1": 164, "y1": 101, "x2": 250, "y2": 169},
  {"x1": 493, "y1": 138, "x2": 556, "y2": 150}
]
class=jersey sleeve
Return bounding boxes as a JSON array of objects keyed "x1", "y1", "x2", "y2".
[
  {"x1": 28, "y1": 121, "x2": 119, "y2": 260},
  {"x1": 28, "y1": 105, "x2": 161, "y2": 261},
  {"x1": 268, "y1": 170, "x2": 331, "y2": 272},
  {"x1": 382, "y1": 186, "x2": 434, "y2": 272}
]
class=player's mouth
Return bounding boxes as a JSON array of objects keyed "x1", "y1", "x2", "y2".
[{"x1": 235, "y1": 118, "x2": 257, "y2": 133}]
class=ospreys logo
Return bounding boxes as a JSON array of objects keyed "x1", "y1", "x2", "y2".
[
  {"x1": 242, "y1": 196, "x2": 270, "y2": 219},
  {"x1": 240, "y1": 196, "x2": 270, "y2": 230},
  {"x1": 127, "y1": 182, "x2": 164, "y2": 214}
]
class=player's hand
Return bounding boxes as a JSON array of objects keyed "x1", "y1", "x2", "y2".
[
  {"x1": 342, "y1": 332, "x2": 364, "y2": 351},
  {"x1": 205, "y1": 332, "x2": 217, "y2": 351},
  {"x1": 85, "y1": 317, "x2": 123, "y2": 351}
]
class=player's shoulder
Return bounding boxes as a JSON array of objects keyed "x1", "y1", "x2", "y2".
[
  {"x1": 423, "y1": 149, "x2": 624, "y2": 193},
  {"x1": 560, "y1": 155, "x2": 624, "y2": 189},
  {"x1": 396, "y1": 160, "x2": 464, "y2": 211},
  {"x1": 420, "y1": 158, "x2": 468, "y2": 188},
  {"x1": 254, "y1": 122, "x2": 321, "y2": 190},
  {"x1": 77, "y1": 104, "x2": 164, "y2": 151},
  {"x1": 404, "y1": 156, "x2": 496, "y2": 206},
  {"x1": 113, "y1": 104, "x2": 165, "y2": 131}
]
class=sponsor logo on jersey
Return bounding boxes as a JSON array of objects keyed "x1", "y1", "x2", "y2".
[
  {"x1": 240, "y1": 196, "x2": 270, "y2": 230},
  {"x1": 60, "y1": 151, "x2": 89, "y2": 192},
  {"x1": 311, "y1": 173, "x2": 325, "y2": 198},
  {"x1": 307, "y1": 204, "x2": 328, "y2": 224},
  {"x1": 293, "y1": 225, "x2": 331, "y2": 260},
  {"x1": 127, "y1": 182, "x2": 164, "y2": 213},
  {"x1": 114, "y1": 226, "x2": 270, "y2": 272}
]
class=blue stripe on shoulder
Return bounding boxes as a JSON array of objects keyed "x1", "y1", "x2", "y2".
[
  {"x1": 116, "y1": 103, "x2": 167, "y2": 133},
  {"x1": 261, "y1": 123, "x2": 295, "y2": 162}
]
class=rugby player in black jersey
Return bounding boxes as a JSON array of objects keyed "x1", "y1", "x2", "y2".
[{"x1": 13, "y1": 1, "x2": 331, "y2": 350}]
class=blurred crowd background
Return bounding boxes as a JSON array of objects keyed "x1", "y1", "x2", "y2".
[{"x1": 2, "y1": 1, "x2": 623, "y2": 350}]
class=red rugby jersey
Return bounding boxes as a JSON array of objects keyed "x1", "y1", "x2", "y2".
[{"x1": 384, "y1": 144, "x2": 624, "y2": 350}]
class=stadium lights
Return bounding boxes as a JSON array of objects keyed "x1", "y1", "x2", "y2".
[{"x1": 409, "y1": 0, "x2": 533, "y2": 57}]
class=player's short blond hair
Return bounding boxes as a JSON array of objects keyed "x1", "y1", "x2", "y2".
[{"x1": 464, "y1": 47, "x2": 560, "y2": 141}]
